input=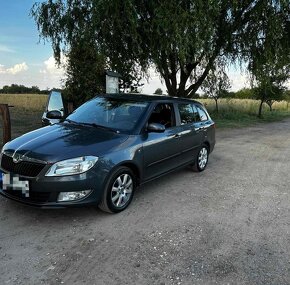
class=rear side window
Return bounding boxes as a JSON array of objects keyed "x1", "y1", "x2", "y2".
[
  {"x1": 196, "y1": 105, "x2": 208, "y2": 121},
  {"x1": 178, "y1": 104, "x2": 195, "y2": 124}
]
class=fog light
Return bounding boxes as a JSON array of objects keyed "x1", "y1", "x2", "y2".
[{"x1": 57, "y1": 190, "x2": 92, "y2": 202}]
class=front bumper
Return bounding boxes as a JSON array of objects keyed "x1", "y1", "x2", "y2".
[{"x1": 0, "y1": 166, "x2": 108, "y2": 208}]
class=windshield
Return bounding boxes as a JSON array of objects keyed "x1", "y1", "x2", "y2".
[{"x1": 66, "y1": 97, "x2": 149, "y2": 132}]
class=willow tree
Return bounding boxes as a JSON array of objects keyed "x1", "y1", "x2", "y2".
[
  {"x1": 32, "y1": 0, "x2": 290, "y2": 99},
  {"x1": 64, "y1": 38, "x2": 107, "y2": 107}
]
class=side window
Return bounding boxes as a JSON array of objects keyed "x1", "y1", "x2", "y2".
[
  {"x1": 178, "y1": 104, "x2": 195, "y2": 125},
  {"x1": 191, "y1": 104, "x2": 200, "y2": 122},
  {"x1": 196, "y1": 105, "x2": 208, "y2": 122},
  {"x1": 148, "y1": 103, "x2": 175, "y2": 128}
]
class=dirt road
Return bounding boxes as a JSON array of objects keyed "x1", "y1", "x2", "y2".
[{"x1": 1, "y1": 119, "x2": 290, "y2": 285}]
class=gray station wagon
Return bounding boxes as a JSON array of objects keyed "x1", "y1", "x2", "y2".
[{"x1": 0, "y1": 94, "x2": 215, "y2": 213}]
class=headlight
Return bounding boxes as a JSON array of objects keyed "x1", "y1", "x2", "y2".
[{"x1": 45, "y1": 156, "x2": 98, "y2": 177}]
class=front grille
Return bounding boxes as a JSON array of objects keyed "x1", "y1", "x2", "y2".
[
  {"x1": 1, "y1": 154, "x2": 46, "y2": 177},
  {"x1": 3, "y1": 189, "x2": 50, "y2": 203}
]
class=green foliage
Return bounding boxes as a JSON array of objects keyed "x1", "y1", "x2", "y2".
[
  {"x1": 0, "y1": 84, "x2": 49, "y2": 94},
  {"x1": 200, "y1": 98, "x2": 290, "y2": 128},
  {"x1": 284, "y1": 89, "x2": 290, "y2": 101},
  {"x1": 251, "y1": 63, "x2": 289, "y2": 116},
  {"x1": 153, "y1": 88, "x2": 163, "y2": 95},
  {"x1": 234, "y1": 88, "x2": 254, "y2": 99},
  {"x1": 63, "y1": 39, "x2": 107, "y2": 107},
  {"x1": 201, "y1": 66, "x2": 231, "y2": 112},
  {"x1": 31, "y1": 0, "x2": 290, "y2": 99}
]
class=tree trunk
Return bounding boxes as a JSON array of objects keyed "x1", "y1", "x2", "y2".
[
  {"x1": 0, "y1": 104, "x2": 11, "y2": 145},
  {"x1": 214, "y1": 98, "x2": 219, "y2": 113},
  {"x1": 258, "y1": 100, "x2": 264, "y2": 118},
  {"x1": 266, "y1": 100, "x2": 273, "y2": 111}
]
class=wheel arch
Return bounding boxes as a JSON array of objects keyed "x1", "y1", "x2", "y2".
[
  {"x1": 107, "y1": 161, "x2": 141, "y2": 186},
  {"x1": 121, "y1": 162, "x2": 141, "y2": 186},
  {"x1": 203, "y1": 140, "x2": 210, "y2": 151}
]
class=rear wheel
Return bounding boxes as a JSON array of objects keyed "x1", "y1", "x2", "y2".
[
  {"x1": 98, "y1": 166, "x2": 136, "y2": 213},
  {"x1": 192, "y1": 145, "x2": 209, "y2": 172}
]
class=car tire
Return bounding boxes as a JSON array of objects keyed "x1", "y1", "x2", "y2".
[
  {"x1": 98, "y1": 166, "x2": 136, "y2": 213},
  {"x1": 192, "y1": 144, "x2": 209, "y2": 172}
]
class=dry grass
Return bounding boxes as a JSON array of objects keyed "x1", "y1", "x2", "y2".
[
  {"x1": 0, "y1": 94, "x2": 48, "y2": 111},
  {"x1": 199, "y1": 98, "x2": 290, "y2": 113},
  {"x1": 0, "y1": 94, "x2": 46, "y2": 145}
]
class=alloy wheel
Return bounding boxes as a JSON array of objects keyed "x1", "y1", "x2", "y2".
[
  {"x1": 198, "y1": 147, "x2": 208, "y2": 170},
  {"x1": 111, "y1": 173, "x2": 133, "y2": 208}
]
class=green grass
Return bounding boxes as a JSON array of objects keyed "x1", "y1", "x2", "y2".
[{"x1": 199, "y1": 99, "x2": 290, "y2": 128}]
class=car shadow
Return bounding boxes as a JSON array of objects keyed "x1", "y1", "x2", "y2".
[{"x1": 0, "y1": 164, "x2": 209, "y2": 225}]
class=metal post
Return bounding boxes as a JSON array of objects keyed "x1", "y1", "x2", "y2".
[
  {"x1": 0, "y1": 104, "x2": 11, "y2": 145},
  {"x1": 67, "y1": 102, "x2": 74, "y2": 114}
]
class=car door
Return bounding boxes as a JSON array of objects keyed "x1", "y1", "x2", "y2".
[
  {"x1": 175, "y1": 103, "x2": 204, "y2": 164},
  {"x1": 142, "y1": 103, "x2": 184, "y2": 181},
  {"x1": 195, "y1": 104, "x2": 215, "y2": 145}
]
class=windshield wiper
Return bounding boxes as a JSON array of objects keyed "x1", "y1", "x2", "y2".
[
  {"x1": 77, "y1": 122, "x2": 119, "y2": 133},
  {"x1": 64, "y1": 119, "x2": 78, "y2": 125}
]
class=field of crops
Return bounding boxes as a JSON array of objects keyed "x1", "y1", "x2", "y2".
[
  {"x1": 0, "y1": 94, "x2": 46, "y2": 145},
  {"x1": 199, "y1": 98, "x2": 290, "y2": 128},
  {"x1": 1, "y1": 94, "x2": 290, "y2": 145},
  {"x1": 0, "y1": 93, "x2": 48, "y2": 111}
]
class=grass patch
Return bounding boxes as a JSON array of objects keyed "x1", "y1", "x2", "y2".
[
  {"x1": 0, "y1": 107, "x2": 43, "y2": 145},
  {"x1": 0, "y1": 94, "x2": 48, "y2": 111},
  {"x1": 0, "y1": 94, "x2": 46, "y2": 145},
  {"x1": 199, "y1": 99, "x2": 290, "y2": 128}
]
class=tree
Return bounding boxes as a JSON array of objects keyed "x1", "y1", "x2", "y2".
[
  {"x1": 63, "y1": 38, "x2": 107, "y2": 107},
  {"x1": 201, "y1": 66, "x2": 231, "y2": 113},
  {"x1": 252, "y1": 68, "x2": 287, "y2": 117},
  {"x1": 32, "y1": 1, "x2": 290, "y2": 99},
  {"x1": 234, "y1": 88, "x2": 254, "y2": 100},
  {"x1": 0, "y1": 84, "x2": 47, "y2": 94},
  {"x1": 154, "y1": 88, "x2": 163, "y2": 95}
]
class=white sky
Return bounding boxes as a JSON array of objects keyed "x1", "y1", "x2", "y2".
[{"x1": 0, "y1": 56, "x2": 251, "y2": 93}]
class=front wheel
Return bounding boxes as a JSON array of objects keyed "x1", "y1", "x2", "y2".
[
  {"x1": 192, "y1": 145, "x2": 209, "y2": 172},
  {"x1": 98, "y1": 166, "x2": 136, "y2": 213}
]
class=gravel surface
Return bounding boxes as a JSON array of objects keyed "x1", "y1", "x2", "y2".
[{"x1": 1, "y1": 119, "x2": 290, "y2": 285}]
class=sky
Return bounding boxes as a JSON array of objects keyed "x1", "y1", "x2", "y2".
[{"x1": 0, "y1": 0, "x2": 250, "y2": 93}]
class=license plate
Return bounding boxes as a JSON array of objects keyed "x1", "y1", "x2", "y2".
[{"x1": 2, "y1": 173, "x2": 30, "y2": 197}]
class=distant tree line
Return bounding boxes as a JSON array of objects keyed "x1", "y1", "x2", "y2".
[
  {"x1": 0, "y1": 84, "x2": 50, "y2": 94},
  {"x1": 201, "y1": 88, "x2": 289, "y2": 100}
]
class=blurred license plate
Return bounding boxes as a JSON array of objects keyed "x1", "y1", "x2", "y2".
[{"x1": 2, "y1": 173, "x2": 29, "y2": 197}]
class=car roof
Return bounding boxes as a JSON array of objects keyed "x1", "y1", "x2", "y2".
[{"x1": 97, "y1": 93, "x2": 202, "y2": 105}]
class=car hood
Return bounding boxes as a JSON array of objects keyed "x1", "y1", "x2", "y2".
[{"x1": 2, "y1": 123, "x2": 130, "y2": 163}]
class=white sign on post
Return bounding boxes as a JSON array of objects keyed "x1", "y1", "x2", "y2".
[{"x1": 106, "y1": 74, "x2": 119, "y2": 93}]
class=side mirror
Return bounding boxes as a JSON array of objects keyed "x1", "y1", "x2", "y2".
[
  {"x1": 46, "y1": 110, "x2": 63, "y2": 120},
  {"x1": 147, "y1": 123, "x2": 165, "y2": 133}
]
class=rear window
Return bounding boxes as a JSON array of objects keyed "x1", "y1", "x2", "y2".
[
  {"x1": 196, "y1": 105, "x2": 208, "y2": 121},
  {"x1": 178, "y1": 104, "x2": 200, "y2": 124}
]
